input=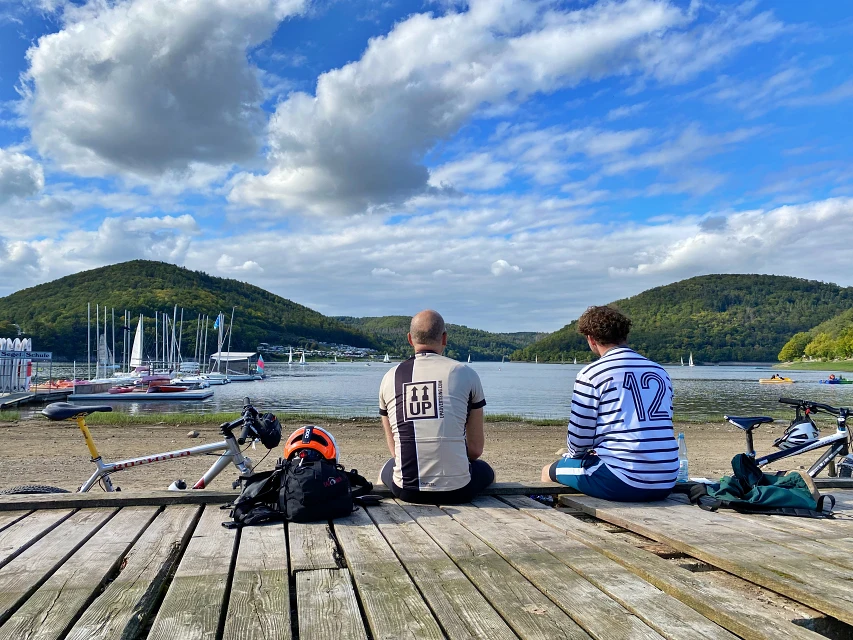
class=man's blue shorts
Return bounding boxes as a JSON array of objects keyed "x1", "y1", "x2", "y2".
[{"x1": 548, "y1": 455, "x2": 672, "y2": 502}]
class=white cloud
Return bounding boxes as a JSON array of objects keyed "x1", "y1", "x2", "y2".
[
  {"x1": 229, "y1": 0, "x2": 696, "y2": 214},
  {"x1": 606, "y1": 102, "x2": 648, "y2": 121},
  {"x1": 429, "y1": 153, "x2": 514, "y2": 191},
  {"x1": 491, "y1": 259, "x2": 522, "y2": 276},
  {"x1": 216, "y1": 255, "x2": 264, "y2": 273},
  {"x1": 0, "y1": 148, "x2": 44, "y2": 204},
  {"x1": 22, "y1": 0, "x2": 306, "y2": 179},
  {"x1": 371, "y1": 268, "x2": 399, "y2": 277}
]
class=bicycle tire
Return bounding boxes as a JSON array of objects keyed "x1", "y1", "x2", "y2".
[{"x1": 0, "y1": 485, "x2": 71, "y2": 495}]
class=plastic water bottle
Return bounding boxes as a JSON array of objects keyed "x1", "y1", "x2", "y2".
[{"x1": 676, "y1": 433, "x2": 689, "y2": 483}]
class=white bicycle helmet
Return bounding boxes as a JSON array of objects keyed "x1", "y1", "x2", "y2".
[{"x1": 773, "y1": 418, "x2": 819, "y2": 450}]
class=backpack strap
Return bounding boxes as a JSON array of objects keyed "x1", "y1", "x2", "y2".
[
  {"x1": 817, "y1": 494, "x2": 835, "y2": 516},
  {"x1": 344, "y1": 468, "x2": 373, "y2": 498}
]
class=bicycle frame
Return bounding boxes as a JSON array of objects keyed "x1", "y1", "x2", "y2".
[
  {"x1": 74, "y1": 414, "x2": 253, "y2": 492},
  {"x1": 743, "y1": 399, "x2": 851, "y2": 478}
]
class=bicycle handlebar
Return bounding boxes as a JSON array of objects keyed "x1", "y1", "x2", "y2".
[
  {"x1": 220, "y1": 397, "x2": 260, "y2": 444},
  {"x1": 778, "y1": 397, "x2": 847, "y2": 416}
]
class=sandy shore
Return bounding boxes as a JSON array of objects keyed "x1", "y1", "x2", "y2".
[{"x1": 0, "y1": 416, "x2": 832, "y2": 493}]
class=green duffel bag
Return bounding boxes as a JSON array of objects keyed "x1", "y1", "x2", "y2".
[{"x1": 673, "y1": 453, "x2": 835, "y2": 518}]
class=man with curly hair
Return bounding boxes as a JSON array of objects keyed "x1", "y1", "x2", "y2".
[{"x1": 541, "y1": 305, "x2": 678, "y2": 501}]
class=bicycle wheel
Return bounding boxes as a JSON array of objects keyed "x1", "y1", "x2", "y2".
[{"x1": 0, "y1": 485, "x2": 71, "y2": 495}]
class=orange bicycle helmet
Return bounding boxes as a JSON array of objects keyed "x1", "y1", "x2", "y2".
[{"x1": 283, "y1": 425, "x2": 339, "y2": 462}]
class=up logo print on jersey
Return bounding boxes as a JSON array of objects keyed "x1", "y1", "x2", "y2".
[{"x1": 403, "y1": 381, "x2": 439, "y2": 421}]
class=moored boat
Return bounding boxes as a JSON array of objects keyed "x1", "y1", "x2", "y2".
[{"x1": 759, "y1": 377, "x2": 794, "y2": 384}]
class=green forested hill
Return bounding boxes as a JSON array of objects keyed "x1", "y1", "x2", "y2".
[
  {"x1": 0, "y1": 261, "x2": 376, "y2": 359},
  {"x1": 512, "y1": 274, "x2": 853, "y2": 364},
  {"x1": 778, "y1": 307, "x2": 853, "y2": 361},
  {"x1": 336, "y1": 315, "x2": 543, "y2": 361}
]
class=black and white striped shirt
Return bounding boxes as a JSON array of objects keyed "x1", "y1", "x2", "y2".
[{"x1": 568, "y1": 346, "x2": 678, "y2": 489}]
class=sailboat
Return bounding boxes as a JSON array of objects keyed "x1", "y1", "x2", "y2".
[
  {"x1": 689, "y1": 353, "x2": 695, "y2": 367},
  {"x1": 129, "y1": 315, "x2": 144, "y2": 370},
  {"x1": 383, "y1": 353, "x2": 391, "y2": 363},
  {"x1": 288, "y1": 347, "x2": 293, "y2": 365},
  {"x1": 299, "y1": 351, "x2": 306, "y2": 365},
  {"x1": 467, "y1": 354, "x2": 471, "y2": 363},
  {"x1": 535, "y1": 355, "x2": 538, "y2": 364},
  {"x1": 681, "y1": 357, "x2": 685, "y2": 366},
  {"x1": 573, "y1": 356, "x2": 577, "y2": 365}
]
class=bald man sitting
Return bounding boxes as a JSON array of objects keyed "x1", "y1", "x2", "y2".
[{"x1": 378, "y1": 310, "x2": 495, "y2": 504}]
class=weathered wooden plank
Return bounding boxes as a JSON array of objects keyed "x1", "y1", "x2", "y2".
[
  {"x1": 367, "y1": 502, "x2": 517, "y2": 640},
  {"x1": 288, "y1": 522, "x2": 339, "y2": 573},
  {"x1": 65, "y1": 505, "x2": 201, "y2": 640},
  {"x1": 400, "y1": 501, "x2": 590, "y2": 640},
  {"x1": 0, "y1": 509, "x2": 74, "y2": 568},
  {"x1": 459, "y1": 498, "x2": 736, "y2": 640},
  {"x1": 448, "y1": 499, "x2": 705, "y2": 640},
  {"x1": 333, "y1": 507, "x2": 445, "y2": 640},
  {"x1": 0, "y1": 482, "x2": 573, "y2": 512},
  {"x1": 0, "y1": 507, "x2": 158, "y2": 640},
  {"x1": 147, "y1": 504, "x2": 237, "y2": 640},
  {"x1": 562, "y1": 495, "x2": 853, "y2": 625},
  {"x1": 0, "y1": 508, "x2": 115, "y2": 626},
  {"x1": 503, "y1": 495, "x2": 825, "y2": 640},
  {"x1": 0, "y1": 490, "x2": 239, "y2": 511},
  {"x1": 296, "y1": 569, "x2": 368, "y2": 640},
  {"x1": 0, "y1": 511, "x2": 30, "y2": 534},
  {"x1": 222, "y1": 523, "x2": 290, "y2": 640}
]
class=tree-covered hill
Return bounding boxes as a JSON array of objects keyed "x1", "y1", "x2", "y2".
[
  {"x1": 512, "y1": 274, "x2": 853, "y2": 364},
  {"x1": 0, "y1": 261, "x2": 376, "y2": 359},
  {"x1": 336, "y1": 315, "x2": 544, "y2": 361},
  {"x1": 778, "y1": 307, "x2": 853, "y2": 361}
]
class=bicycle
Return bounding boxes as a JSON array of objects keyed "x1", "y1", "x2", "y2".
[
  {"x1": 0, "y1": 397, "x2": 281, "y2": 495},
  {"x1": 726, "y1": 397, "x2": 852, "y2": 478}
]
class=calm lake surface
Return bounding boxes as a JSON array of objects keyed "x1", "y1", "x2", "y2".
[{"x1": 36, "y1": 361, "x2": 853, "y2": 422}]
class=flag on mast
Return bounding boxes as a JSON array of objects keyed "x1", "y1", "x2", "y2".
[{"x1": 213, "y1": 314, "x2": 220, "y2": 330}]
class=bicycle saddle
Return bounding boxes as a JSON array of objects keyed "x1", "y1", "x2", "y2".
[
  {"x1": 42, "y1": 402, "x2": 113, "y2": 421},
  {"x1": 725, "y1": 415, "x2": 773, "y2": 431}
]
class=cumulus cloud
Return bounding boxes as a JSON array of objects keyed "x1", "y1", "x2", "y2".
[
  {"x1": 490, "y1": 259, "x2": 522, "y2": 276},
  {"x1": 371, "y1": 268, "x2": 399, "y2": 277},
  {"x1": 22, "y1": 0, "x2": 306, "y2": 179},
  {"x1": 229, "y1": 0, "x2": 692, "y2": 214},
  {"x1": 216, "y1": 255, "x2": 264, "y2": 273},
  {"x1": 0, "y1": 148, "x2": 44, "y2": 204}
]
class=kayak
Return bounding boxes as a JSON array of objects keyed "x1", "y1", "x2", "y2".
[
  {"x1": 819, "y1": 379, "x2": 853, "y2": 385},
  {"x1": 759, "y1": 377, "x2": 794, "y2": 384}
]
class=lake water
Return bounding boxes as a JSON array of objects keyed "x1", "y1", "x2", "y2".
[{"x1": 35, "y1": 361, "x2": 853, "y2": 421}]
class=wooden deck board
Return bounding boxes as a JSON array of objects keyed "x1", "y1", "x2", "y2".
[
  {"x1": 147, "y1": 504, "x2": 237, "y2": 640},
  {"x1": 296, "y1": 568, "x2": 368, "y2": 640},
  {"x1": 0, "y1": 511, "x2": 30, "y2": 535},
  {"x1": 562, "y1": 493, "x2": 853, "y2": 626},
  {"x1": 222, "y1": 523, "x2": 291, "y2": 640},
  {"x1": 334, "y1": 507, "x2": 445, "y2": 640},
  {"x1": 288, "y1": 521, "x2": 339, "y2": 573},
  {"x1": 0, "y1": 509, "x2": 115, "y2": 626},
  {"x1": 367, "y1": 501, "x2": 518, "y2": 640},
  {"x1": 454, "y1": 497, "x2": 736, "y2": 640},
  {"x1": 401, "y1": 501, "x2": 591, "y2": 640},
  {"x1": 0, "y1": 509, "x2": 74, "y2": 569},
  {"x1": 1, "y1": 488, "x2": 852, "y2": 640},
  {"x1": 503, "y1": 495, "x2": 825, "y2": 640},
  {"x1": 0, "y1": 507, "x2": 158, "y2": 640},
  {"x1": 65, "y1": 505, "x2": 202, "y2": 640}
]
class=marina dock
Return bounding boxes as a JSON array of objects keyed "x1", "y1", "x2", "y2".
[
  {"x1": 66, "y1": 388, "x2": 215, "y2": 401},
  {"x1": 0, "y1": 485, "x2": 851, "y2": 639}
]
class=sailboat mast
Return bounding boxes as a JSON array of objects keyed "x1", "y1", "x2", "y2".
[
  {"x1": 225, "y1": 307, "x2": 235, "y2": 376},
  {"x1": 202, "y1": 315, "x2": 209, "y2": 373},
  {"x1": 178, "y1": 307, "x2": 184, "y2": 363},
  {"x1": 111, "y1": 308, "x2": 115, "y2": 367},
  {"x1": 103, "y1": 304, "x2": 108, "y2": 369},
  {"x1": 87, "y1": 303, "x2": 91, "y2": 380},
  {"x1": 95, "y1": 304, "x2": 99, "y2": 379}
]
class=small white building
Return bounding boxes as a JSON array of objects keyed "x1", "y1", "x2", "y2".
[{"x1": 209, "y1": 351, "x2": 259, "y2": 375}]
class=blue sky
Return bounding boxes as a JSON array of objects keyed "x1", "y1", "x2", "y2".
[{"x1": 0, "y1": 0, "x2": 852, "y2": 332}]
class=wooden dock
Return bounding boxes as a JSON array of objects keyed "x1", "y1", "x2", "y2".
[{"x1": 0, "y1": 488, "x2": 851, "y2": 639}]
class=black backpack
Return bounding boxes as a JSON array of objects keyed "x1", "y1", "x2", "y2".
[
  {"x1": 282, "y1": 459, "x2": 372, "y2": 523},
  {"x1": 223, "y1": 458, "x2": 374, "y2": 528}
]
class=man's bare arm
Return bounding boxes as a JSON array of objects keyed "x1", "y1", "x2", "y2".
[
  {"x1": 381, "y1": 415, "x2": 396, "y2": 456},
  {"x1": 465, "y1": 407, "x2": 485, "y2": 460}
]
